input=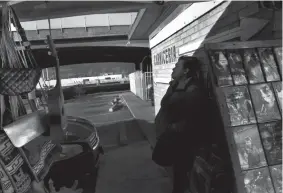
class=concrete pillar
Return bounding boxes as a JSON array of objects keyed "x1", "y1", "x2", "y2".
[{"x1": 135, "y1": 62, "x2": 141, "y2": 71}]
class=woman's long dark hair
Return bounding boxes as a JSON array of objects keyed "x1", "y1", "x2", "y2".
[
  {"x1": 179, "y1": 56, "x2": 200, "y2": 78},
  {"x1": 178, "y1": 56, "x2": 207, "y2": 93}
]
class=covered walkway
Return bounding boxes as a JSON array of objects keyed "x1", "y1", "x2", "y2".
[
  {"x1": 95, "y1": 141, "x2": 171, "y2": 193},
  {"x1": 65, "y1": 91, "x2": 173, "y2": 193},
  {"x1": 95, "y1": 92, "x2": 176, "y2": 193}
]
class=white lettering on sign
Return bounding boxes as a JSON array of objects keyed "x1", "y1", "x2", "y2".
[{"x1": 153, "y1": 46, "x2": 177, "y2": 65}]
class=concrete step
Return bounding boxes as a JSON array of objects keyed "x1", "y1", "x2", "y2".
[{"x1": 96, "y1": 119, "x2": 145, "y2": 151}]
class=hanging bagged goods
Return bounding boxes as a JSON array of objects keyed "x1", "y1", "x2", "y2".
[
  {"x1": 0, "y1": 3, "x2": 61, "y2": 192},
  {"x1": 0, "y1": 3, "x2": 44, "y2": 123},
  {"x1": 0, "y1": 4, "x2": 41, "y2": 95}
]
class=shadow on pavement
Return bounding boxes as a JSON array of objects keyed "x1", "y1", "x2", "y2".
[{"x1": 96, "y1": 140, "x2": 173, "y2": 193}]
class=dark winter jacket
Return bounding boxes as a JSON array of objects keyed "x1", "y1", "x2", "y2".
[{"x1": 155, "y1": 77, "x2": 210, "y2": 151}]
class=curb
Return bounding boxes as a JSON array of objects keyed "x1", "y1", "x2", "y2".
[
  {"x1": 120, "y1": 94, "x2": 156, "y2": 148},
  {"x1": 135, "y1": 119, "x2": 156, "y2": 149},
  {"x1": 119, "y1": 123, "x2": 128, "y2": 146},
  {"x1": 120, "y1": 94, "x2": 173, "y2": 181}
]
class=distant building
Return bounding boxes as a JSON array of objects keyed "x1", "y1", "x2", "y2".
[{"x1": 36, "y1": 74, "x2": 128, "y2": 89}]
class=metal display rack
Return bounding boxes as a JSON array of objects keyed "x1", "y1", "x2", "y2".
[{"x1": 205, "y1": 39, "x2": 282, "y2": 193}]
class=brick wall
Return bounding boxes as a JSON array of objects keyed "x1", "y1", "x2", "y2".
[{"x1": 151, "y1": 1, "x2": 282, "y2": 114}]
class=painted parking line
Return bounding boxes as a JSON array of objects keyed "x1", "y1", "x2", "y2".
[{"x1": 120, "y1": 94, "x2": 136, "y2": 119}]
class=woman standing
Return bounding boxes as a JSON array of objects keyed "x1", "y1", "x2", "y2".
[{"x1": 153, "y1": 56, "x2": 209, "y2": 193}]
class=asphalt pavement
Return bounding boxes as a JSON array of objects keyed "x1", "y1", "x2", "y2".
[
  {"x1": 96, "y1": 141, "x2": 172, "y2": 193},
  {"x1": 65, "y1": 91, "x2": 133, "y2": 126},
  {"x1": 64, "y1": 91, "x2": 172, "y2": 193}
]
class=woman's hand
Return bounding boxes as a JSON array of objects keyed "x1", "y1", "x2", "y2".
[
  {"x1": 49, "y1": 179, "x2": 83, "y2": 193},
  {"x1": 32, "y1": 180, "x2": 46, "y2": 193}
]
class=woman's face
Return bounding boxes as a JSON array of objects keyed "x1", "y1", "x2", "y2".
[
  {"x1": 261, "y1": 131, "x2": 273, "y2": 151},
  {"x1": 171, "y1": 59, "x2": 188, "y2": 80}
]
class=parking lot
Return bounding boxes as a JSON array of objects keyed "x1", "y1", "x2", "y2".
[{"x1": 64, "y1": 91, "x2": 172, "y2": 193}]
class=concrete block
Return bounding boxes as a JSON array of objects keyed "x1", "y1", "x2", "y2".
[
  {"x1": 119, "y1": 123, "x2": 128, "y2": 146},
  {"x1": 187, "y1": 19, "x2": 199, "y2": 30},
  {"x1": 176, "y1": 29, "x2": 184, "y2": 37},
  {"x1": 190, "y1": 32, "x2": 201, "y2": 42},
  {"x1": 181, "y1": 27, "x2": 188, "y2": 34},
  {"x1": 108, "y1": 25, "x2": 130, "y2": 35},
  {"x1": 198, "y1": 13, "x2": 210, "y2": 24},
  {"x1": 183, "y1": 35, "x2": 192, "y2": 45},
  {"x1": 175, "y1": 41, "x2": 184, "y2": 48},
  {"x1": 175, "y1": 35, "x2": 182, "y2": 42},
  {"x1": 25, "y1": 30, "x2": 39, "y2": 41},
  {"x1": 170, "y1": 38, "x2": 176, "y2": 45},
  {"x1": 50, "y1": 29, "x2": 63, "y2": 39},
  {"x1": 200, "y1": 25, "x2": 215, "y2": 36},
  {"x1": 62, "y1": 28, "x2": 88, "y2": 38},
  {"x1": 38, "y1": 29, "x2": 63, "y2": 39},
  {"x1": 86, "y1": 26, "x2": 129, "y2": 36},
  {"x1": 185, "y1": 27, "x2": 194, "y2": 36},
  {"x1": 209, "y1": 1, "x2": 230, "y2": 17},
  {"x1": 181, "y1": 32, "x2": 187, "y2": 40}
]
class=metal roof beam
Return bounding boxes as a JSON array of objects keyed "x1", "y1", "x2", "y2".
[
  {"x1": 0, "y1": 1, "x2": 26, "y2": 7},
  {"x1": 128, "y1": 9, "x2": 146, "y2": 40}
]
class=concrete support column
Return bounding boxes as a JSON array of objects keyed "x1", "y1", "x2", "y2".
[{"x1": 135, "y1": 62, "x2": 141, "y2": 71}]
